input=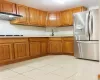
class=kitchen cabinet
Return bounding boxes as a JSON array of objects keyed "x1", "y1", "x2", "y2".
[
  {"x1": 61, "y1": 10, "x2": 73, "y2": 26},
  {"x1": 47, "y1": 13, "x2": 57, "y2": 27},
  {"x1": 38, "y1": 11, "x2": 47, "y2": 26},
  {"x1": 29, "y1": 8, "x2": 38, "y2": 25},
  {"x1": 0, "y1": 43, "x2": 13, "y2": 64},
  {"x1": 0, "y1": 0, "x2": 16, "y2": 14},
  {"x1": 48, "y1": 38, "x2": 62, "y2": 54},
  {"x1": 73, "y1": 6, "x2": 87, "y2": 13},
  {"x1": 63, "y1": 37, "x2": 74, "y2": 55},
  {"x1": 30, "y1": 42, "x2": 41, "y2": 57},
  {"x1": 11, "y1": 4, "x2": 29, "y2": 25},
  {"x1": 61, "y1": 6, "x2": 87, "y2": 26},
  {"x1": 56, "y1": 12, "x2": 61, "y2": 27},
  {"x1": 14, "y1": 42, "x2": 29, "y2": 60},
  {"x1": 67, "y1": 10, "x2": 73, "y2": 26},
  {"x1": 61, "y1": 11, "x2": 69, "y2": 26},
  {"x1": 29, "y1": 38, "x2": 48, "y2": 57},
  {"x1": 0, "y1": 38, "x2": 29, "y2": 65},
  {"x1": 41, "y1": 41, "x2": 48, "y2": 55}
]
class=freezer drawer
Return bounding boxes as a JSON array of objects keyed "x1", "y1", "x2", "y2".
[{"x1": 74, "y1": 41, "x2": 99, "y2": 61}]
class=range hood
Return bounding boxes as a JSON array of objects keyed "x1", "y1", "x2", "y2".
[{"x1": 0, "y1": 12, "x2": 22, "y2": 21}]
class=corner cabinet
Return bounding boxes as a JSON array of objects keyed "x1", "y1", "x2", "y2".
[
  {"x1": 0, "y1": 43, "x2": 14, "y2": 64},
  {"x1": 11, "y1": 4, "x2": 29, "y2": 25},
  {"x1": 0, "y1": 0, "x2": 16, "y2": 14}
]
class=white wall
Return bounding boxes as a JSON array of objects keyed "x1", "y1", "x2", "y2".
[
  {"x1": 0, "y1": 20, "x2": 74, "y2": 36},
  {"x1": 0, "y1": 20, "x2": 46, "y2": 36},
  {"x1": 45, "y1": 26, "x2": 73, "y2": 36}
]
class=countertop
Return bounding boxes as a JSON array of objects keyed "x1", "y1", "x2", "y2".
[{"x1": 0, "y1": 35, "x2": 74, "y2": 38}]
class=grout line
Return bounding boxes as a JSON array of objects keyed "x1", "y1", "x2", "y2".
[{"x1": 64, "y1": 72, "x2": 77, "y2": 80}]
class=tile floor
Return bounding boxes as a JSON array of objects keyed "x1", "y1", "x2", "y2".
[{"x1": 0, "y1": 55, "x2": 100, "y2": 80}]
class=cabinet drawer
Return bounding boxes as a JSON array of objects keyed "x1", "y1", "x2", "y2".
[
  {"x1": 49, "y1": 37, "x2": 62, "y2": 41},
  {"x1": 0, "y1": 38, "x2": 29, "y2": 43},
  {"x1": 63, "y1": 37, "x2": 74, "y2": 41},
  {"x1": 29, "y1": 37, "x2": 48, "y2": 42}
]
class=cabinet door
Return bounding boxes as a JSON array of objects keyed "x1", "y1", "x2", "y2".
[
  {"x1": 48, "y1": 41, "x2": 62, "y2": 54},
  {"x1": 0, "y1": 0, "x2": 16, "y2": 14},
  {"x1": 40, "y1": 11, "x2": 47, "y2": 26},
  {"x1": 30, "y1": 42, "x2": 41, "y2": 57},
  {"x1": 14, "y1": 42, "x2": 29, "y2": 60},
  {"x1": 47, "y1": 13, "x2": 57, "y2": 27},
  {"x1": 29, "y1": 8, "x2": 38, "y2": 25},
  {"x1": 63, "y1": 41, "x2": 74, "y2": 55},
  {"x1": 41, "y1": 41, "x2": 47, "y2": 56},
  {"x1": 61, "y1": 11, "x2": 69, "y2": 26},
  {"x1": 56, "y1": 12, "x2": 61, "y2": 27},
  {"x1": 67, "y1": 10, "x2": 73, "y2": 26},
  {"x1": 0, "y1": 43, "x2": 13, "y2": 63},
  {"x1": 11, "y1": 4, "x2": 29, "y2": 24},
  {"x1": 73, "y1": 6, "x2": 87, "y2": 13}
]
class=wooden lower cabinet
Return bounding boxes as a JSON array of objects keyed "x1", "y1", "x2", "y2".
[
  {"x1": 41, "y1": 41, "x2": 47, "y2": 55},
  {"x1": 63, "y1": 40, "x2": 74, "y2": 55},
  {"x1": 30, "y1": 42, "x2": 41, "y2": 57},
  {"x1": 0, "y1": 37, "x2": 74, "y2": 66},
  {"x1": 14, "y1": 42, "x2": 29, "y2": 60},
  {"x1": 0, "y1": 43, "x2": 13, "y2": 63},
  {"x1": 48, "y1": 41, "x2": 62, "y2": 54}
]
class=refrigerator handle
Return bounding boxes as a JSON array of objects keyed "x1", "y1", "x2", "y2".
[
  {"x1": 89, "y1": 12, "x2": 93, "y2": 36},
  {"x1": 85, "y1": 12, "x2": 90, "y2": 36}
]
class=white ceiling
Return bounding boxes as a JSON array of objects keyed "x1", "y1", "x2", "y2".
[{"x1": 8, "y1": 0, "x2": 99, "y2": 12}]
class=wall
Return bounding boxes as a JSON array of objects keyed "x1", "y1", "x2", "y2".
[
  {"x1": 98, "y1": 1, "x2": 100, "y2": 61},
  {"x1": 45, "y1": 26, "x2": 73, "y2": 36},
  {"x1": 0, "y1": 20, "x2": 73, "y2": 36},
  {"x1": 0, "y1": 20, "x2": 46, "y2": 36}
]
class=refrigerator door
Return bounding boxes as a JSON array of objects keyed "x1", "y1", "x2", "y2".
[
  {"x1": 89, "y1": 9, "x2": 99, "y2": 40},
  {"x1": 73, "y1": 11, "x2": 90, "y2": 41},
  {"x1": 74, "y1": 41, "x2": 99, "y2": 61}
]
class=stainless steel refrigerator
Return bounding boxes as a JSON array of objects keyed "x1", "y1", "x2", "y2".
[{"x1": 73, "y1": 9, "x2": 99, "y2": 61}]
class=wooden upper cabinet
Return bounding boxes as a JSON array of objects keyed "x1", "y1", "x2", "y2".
[
  {"x1": 0, "y1": 43, "x2": 13, "y2": 63},
  {"x1": 61, "y1": 11, "x2": 69, "y2": 26},
  {"x1": 61, "y1": 10, "x2": 73, "y2": 26},
  {"x1": 56, "y1": 12, "x2": 61, "y2": 27},
  {"x1": 39, "y1": 11, "x2": 47, "y2": 27},
  {"x1": 29, "y1": 8, "x2": 39, "y2": 25},
  {"x1": 14, "y1": 42, "x2": 29, "y2": 60},
  {"x1": 0, "y1": 0, "x2": 16, "y2": 14},
  {"x1": 11, "y1": 4, "x2": 29, "y2": 25},
  {"x1": 47, "y1": 13, "x2": 57, "y2": 27},
  {"x1": 73, "y1": 6, "x2": 87, "y2": 13}
]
